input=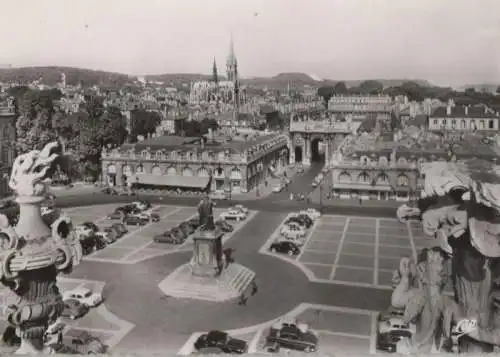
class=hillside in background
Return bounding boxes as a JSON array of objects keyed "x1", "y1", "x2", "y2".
[
  {"x1": 0, "y1": 66, "x2": 131, "y2": 87},
  {"x1": 0, "y1": 66, "x2": 435, "y2": 91},
  {"x1": 457, "y1": 83, "x2": 499, "y2": 93}
]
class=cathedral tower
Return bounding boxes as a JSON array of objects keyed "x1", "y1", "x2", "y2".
[
  {"x1": 212, "y1": 57, "x2": 218, "y2": 85},
  {"x1": 226, "y1": 35, "x2": 238, "y2": 82}
]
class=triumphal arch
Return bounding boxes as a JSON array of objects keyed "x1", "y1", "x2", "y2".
[{"x1": 288, "y1": 119, "x2": 358, "y2": 166}]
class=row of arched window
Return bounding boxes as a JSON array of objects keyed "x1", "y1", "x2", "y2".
[
  {"x1": 338, "y1": 171, "x2": 410, "y2": 186},
  {"x1": 107, "y1": 164, "x2": 243, "y2": 180}
]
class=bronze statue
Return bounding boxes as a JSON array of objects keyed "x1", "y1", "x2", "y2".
[{"x1": 197, "y1": 194, "x2": 216, "y2": 231}]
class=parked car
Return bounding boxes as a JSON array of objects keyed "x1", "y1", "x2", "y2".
[
  {"x1": 132, "y1": 200, "x2": 152, "y2": 211},
  {"x1": 63, "y1": 287, "x2": 103, "y2": 308},
  {"x1": 61, "y1": 299, "x2": 89, "y2": 320},
  {"x1": 95, "y1": 230, "x2": 116, "y2": 244},
  {"x1": 132, "y1": 211, "x2": 160, "y2": 222},
  {"x1": 107, "y1": 210, "x2": 126, "y2": 220},
  {"x1": 300, "y1": 209, "x2": 321, "y2": 220},
  {"x1": 153, "y1": 231, "x2": 184, "y2": 244},
  {"x1": 220, "y1": 210, "x2": 246, "y2": 221},
  {"x1": 378, "y1": 315, "x2": 416, "y2": 336},
  {"x1": 265, "y1": 323, "x2": 318, "y2": 353},
  {"x1": 295, "y1": 214, "x2": 314, "y2": 227},
  {"x1": 230, "y1": 205, "x2": 248, "y2": 214},
  {"x1": 216, "y1": 220, "x2": 233, "y2": 233},
  {"x1": 79, "y1": 236, "x2": 103, "y2": 255},
  {"x1": 272, "y1": 185, "x2": 283, "y2": 193},
  {"x1": 171, "y1": 227, "x2": 187, "y2": 240},
  {"x1": 270, "y1": 241, "x2": 300, "y2": 256},
  {"x1": 61, "y1": 330, "x2": 107, "y2": 354},
  {"x1": 194, "y1": 330, "x2": 248, "y2": 354},
  {"x1": 124, "y1": 215, "x2": 148, "y2": 226},
  {"x1": 81, "y1": 221, "x2": 99, "y2": 233},
  {"x1": 117, "y1": 204, "x2": 140, "y2": 214},
  {"x1": 281, "y1": 223, "x2": 306, "y2": 238},
  {"x1": 186, "y1": 217, "x2": 200, "y2": 230},
  {"x1": 111, "y1": 222, "x2": 128, "y2": 236},
  {"x1": 376, "y1": 331, "x2": 407, "y2": 353},
  {"x1": 73, "y1": 225, "x2": 94, "y2": 240},
  {"x1": 179, "y1": 221, "x2": 196, "y2": 236}
]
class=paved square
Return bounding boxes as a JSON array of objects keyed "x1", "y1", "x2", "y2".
[{"x1": 279, "y1": 214, "x2": 437, "y2": 288}]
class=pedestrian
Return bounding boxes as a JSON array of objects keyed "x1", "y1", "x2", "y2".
[{"x1": 251, "y1": 281, "x2": 258, "y2": 296}]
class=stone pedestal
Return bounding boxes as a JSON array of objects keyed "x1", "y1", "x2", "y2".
[
  {"x1": 158, "y1": 228, "x2": 256, "y2": 303},
  {"x1": 191, "y1": 229, "x2": 223, "y2": 278}
]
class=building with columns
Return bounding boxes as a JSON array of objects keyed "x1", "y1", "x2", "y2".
[
  {"x1": 428, "y1": 102, "x2": 500, "y2": 132},
  {"x1": 288, "y1": 119, "x2": 360, "y2": 166},
  {"x1": 101, "y1": 134, "x2": 288, "y2": 194},
  {"x1": 328, "y1": 94, "x2": 393, "y2": 121}
]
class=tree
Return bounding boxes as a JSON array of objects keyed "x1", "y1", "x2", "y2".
[
  {"x1": 333, "y1": 81, "x2": 348, "y2": 94},
  {"x1": 496, "y1": 85, "x2": 500, "y2": 95},
  {"x1": 464, "y1": 87, "x2": 476, "y2": 96},
  {"x1": 359, "y1": 80, "x2": 384, "y2": 94},
  {"x1": 317, "y1": 86, "x2": 335, "y2": 108},
  {"x1": 130, "y1": 109, "x2": 162, "y2": 140},
  {"x1": 15, "y1": 90, "x2": 58, "y2": 153}
]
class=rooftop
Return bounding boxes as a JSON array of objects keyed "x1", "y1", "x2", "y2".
[
  {"x1": 431, "y1": 105, "x2": 499, "y2": 118},
  {"x1": 122, "y1": 133, "x2": 283, "y2": 154}
]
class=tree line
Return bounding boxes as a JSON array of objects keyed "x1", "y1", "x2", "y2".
[{"x1": 317, "y1": 80, "x2": 500, "y2": 108}]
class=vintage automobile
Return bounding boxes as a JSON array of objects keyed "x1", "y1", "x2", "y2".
[
  {"x1": 265, "y1": 323, "x2": 318, "y2": 353},
  {"x1": 270, "y1": 241, "x2": 300, "y2": 256},
  {"x1": 60, "y1": 330, "x2": 107, "y2": 354},
  {"x1": 194, "y1": 330, "x2": 248, "y2": 354},
  {"x1": 61, "y1": 299, "x2": 89, "y2": 320},
  {"x1": 215, "y1": 220, "x2": 234, "y2": 233},
  {"x1": 123, "y1": 215, "x2": 149, "y2": 226},
  {"x1": 153, "y1": 231, "x2": 185, "y2": 244},
  {"x1": 220, "y1": 210, "x2": 246, "y2": 221},
  {"x1": 63, "y1": 287, "x2": 103, "y2": 308}
]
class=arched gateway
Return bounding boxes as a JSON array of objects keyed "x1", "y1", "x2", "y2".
[{"x1": 288, "y1": 120, "x2": 355, "y2": 166}]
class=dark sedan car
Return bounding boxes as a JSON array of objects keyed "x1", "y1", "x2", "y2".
[
  {"x1": 179, "y1": 222, "x2": 195, "y2": 236},
  {"x1": 266, "y1": 325, "x2": 318, "y2": 353},
  {"x1": 376, "y1": 330, "x2": 411, "y2": 353},
  {"x1": 295, "y1": 214, "x2": 313, "y2": 227},
  {"x1": 82, "y1": 221, "x2": 99, "y2": 233},
  {"x1": 286, "y1": 216, "x2": 312, "y2": 229},
  {"x1": 124, "y1": 215, "x2": 148, "y2": 226},
  {"x1": 270, "y1": 241, "x2": 300, "y2": 256},
  {"x1": 61, "y1": 299, "x2": 89, "y2": 320},
  {"x1": 107, "y1": 210, "x2": 126, "y2": 220},
  {"x1": 215, "y1": 220, "x2": 233, "y2": 233},
  {"x1": 111, "y1": 222, "x2": 128, "y2": 236},
  {"x1": 153, "y1": 231, "x2": 184, "y2": 244},
  {"x1": 194, "y1": 330, "x2": 248, "y2": 354}
]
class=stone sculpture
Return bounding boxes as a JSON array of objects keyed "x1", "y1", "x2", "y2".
[
  {"x1": 396, "y1": 161, "x2": 500, "y2": 352},
  {"x1": 0, "y1": 142, "x2": 82, "y2": 354},
  {"x1": 197, "y1": 194, "x2": 216, "y2": 231}
]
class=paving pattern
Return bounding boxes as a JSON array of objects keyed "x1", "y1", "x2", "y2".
[
  {"x1": 178, "y1": 303, "x2": 377, "y2": 355},
  {"x1": 264, "y1": 214, "x2": 436, "y2": 288}
]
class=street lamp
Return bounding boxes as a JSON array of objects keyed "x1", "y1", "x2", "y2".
[{"x1": 136, "y1": 176, "x2": 140, "y2": 200}]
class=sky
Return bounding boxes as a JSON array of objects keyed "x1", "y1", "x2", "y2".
[{"x1": 1, "y1": 0, "x2": 499, "y2": 86}]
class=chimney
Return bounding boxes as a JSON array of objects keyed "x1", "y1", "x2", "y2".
[{"x1": 465, "y1": 105, "x2": 468, "y2": 116}]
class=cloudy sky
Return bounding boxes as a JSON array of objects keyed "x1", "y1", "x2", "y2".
[{"x1": 1, "y1": 0, "x2": 499, "y2": 86}]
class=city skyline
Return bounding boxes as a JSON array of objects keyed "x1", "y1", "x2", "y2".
[{"x1": 1, "y1": 0, "x2": 499, "y2": 87}]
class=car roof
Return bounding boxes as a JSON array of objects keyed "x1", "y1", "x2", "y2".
[
  {"x1": 206, "y1": 330, "x2": 228, "y2": 339},
  {"x1": 67, "y1": 287, "x2": 91, "y2": 295}
]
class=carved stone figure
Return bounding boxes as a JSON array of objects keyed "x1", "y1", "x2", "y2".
[
  {"x1": 197, "y1": 194, "x2": 216, "y2": 231},
  {"x1": 396, "y1": 161, "x2": 500, "y2": 352},
  {"x1": 0, "y1": 142, "x2": 82, "y2": 354}
]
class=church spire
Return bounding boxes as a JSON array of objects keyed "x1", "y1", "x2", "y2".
[
  {"x1": 226, "y1": 33, "x2": 237, "y2": 82},
  {"x1": 212, "y1": 57, "x2": 218, "y2": 84}
]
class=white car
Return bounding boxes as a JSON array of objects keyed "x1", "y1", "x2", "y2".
[
  {"x1": 41, "y1": 206, "x2": 56, "y2": 216},
  {"x1": 300, "y1": 209, "x2": 321, "y2": 220},
  {"x1": 311, "y1": 181, "x2": 318, "y2": 188},
  {"x1": 210, "y1": 191, "x2": 227, "y2": 200},
  {"x1": 230, "y1": 205, "x2": 249, "y2": 214},
  {"x1": 280, "y1": 224, "x2": 306, "y2": 239},
  {"x1": 132, "y1": 211, "x2": 160, "y2": 222},
  {"x1": 220, "y1": 210, "x2": 247, "y2": 221},
  {"x1": 62, "y1": 288, "x2": 103, "y2": 308},
  {"x1": 132, "y1": 201, "x2": 150, "y2": 211},
  {"x1": 378, "y1": 317, "x2": 416, "y2": 336},
  {"x1": 272, "y1": 185, "x2": 283, "y2": 193},
  {"x1": 73, "y1": 225, "x2": 93, "y2": 239}
]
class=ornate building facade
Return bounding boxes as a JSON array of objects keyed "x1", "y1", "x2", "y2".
[
  {"x1": 288, "y1": 119, "x2": 360, "y2": 166},
  {"x1": 101, "y1": 134, "x2": 288, "y2": 194},
  {"x1": 428, "y1": 102, "x2": 500, "y2": 132},
  {"x1": 328, "y1": 94, "x2": 393, "y2": 121},
  {"x1": 330, "y1": 149, "x2": 420, "y2": 202}
]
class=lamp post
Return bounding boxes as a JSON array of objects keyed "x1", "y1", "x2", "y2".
[{"x1": 136, "y1": 176, "x2": 140, "y2": 200}]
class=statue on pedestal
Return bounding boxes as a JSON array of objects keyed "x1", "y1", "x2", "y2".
[
  {"x1": 197, "y1": 194, "x2": 216, "y2": 231},
  {"x1": 0, "y1": 142, "x2": 82, "y2": 354}
]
